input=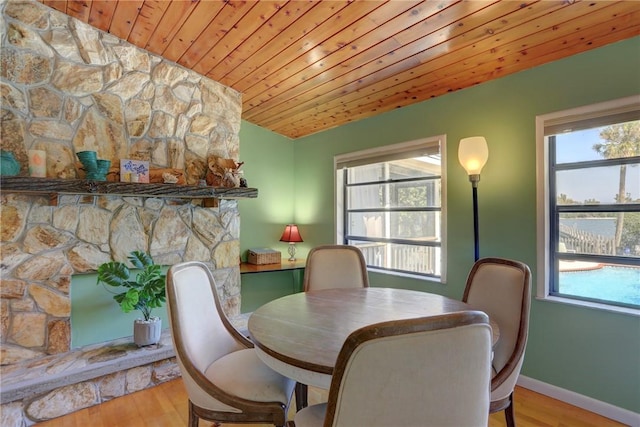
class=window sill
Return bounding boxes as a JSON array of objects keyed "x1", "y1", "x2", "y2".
[{"x1": 536, "y1": 295, "x2": 640, "y2": 317}]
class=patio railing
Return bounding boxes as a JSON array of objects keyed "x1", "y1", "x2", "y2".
[{"x1": 357, "y1": 242, "x2": 438, "y2": 276}]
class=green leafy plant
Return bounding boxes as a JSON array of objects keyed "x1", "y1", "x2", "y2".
[{"x1": 96, "y1": 251, "x2": 166, "y2": 321}]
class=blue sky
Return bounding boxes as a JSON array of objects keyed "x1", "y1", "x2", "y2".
[{"x1": 555, "y1": 127, "x2": 639, "y2": 204}]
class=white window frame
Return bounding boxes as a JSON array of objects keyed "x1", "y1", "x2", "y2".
[
  {"x1": 334, "y1": 136, "x2": 447, "y2": 283},
  {"x1": 535, "y1": 95, "x2": 640, "y2": 316}
]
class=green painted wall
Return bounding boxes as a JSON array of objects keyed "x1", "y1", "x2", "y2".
[
  {"x1": 72, "y1": 272, "x2": 169, "y2": 348},
  {"x1": 239, "y1": 269, "x2": 304, "y2": 313},
  {"x1": 238, "y1": 37, "x2": 640, "y2": 412},
  {"x1": 237, "y1": 122, "x2": 305, "y2": 311},
  {"x1": 238, "y1": 121, "x2": 296, "y2": 260}
]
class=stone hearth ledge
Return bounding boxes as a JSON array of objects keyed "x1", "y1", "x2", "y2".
[
  {"x1": 0, "y1": 331, "x2": 175, "y2": 404},
  {"x1": 0, "y1": 315, "x2": 249, "y2": 424},
  {"x1": 0, "y1": 314, "x2": 249, "y2": 406}
]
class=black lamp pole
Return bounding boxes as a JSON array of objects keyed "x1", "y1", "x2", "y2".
[{"x1": 470, "y1": 174, "x2": 481, "y2": 262}]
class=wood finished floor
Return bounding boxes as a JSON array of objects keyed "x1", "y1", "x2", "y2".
[{"x1": 36, "y1": 379, "x2": 625, "y2": 427}]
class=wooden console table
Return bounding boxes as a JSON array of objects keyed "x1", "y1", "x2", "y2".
[
  {"x1": 240, "y1": 259, "x2": 306, "y2": 274},
  {"x1": 239, "y1": 259, "x2": 306, "y2": 311}
]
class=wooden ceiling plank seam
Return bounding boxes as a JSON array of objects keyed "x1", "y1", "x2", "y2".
[
  {"x1": 425, "y1": 7, "x2": 640, "y2": 94},
  {"x1": 226, "y1": 0, "x2": 354, "y2": 92},
  {"x1": 65, "y1": 0, "x2": 91, "y2": 22},
  {"x1": 250, "y1": 55, "x2": 424, "y2": 130},
  {"x1": 204, "y1": 0, "x2": 294, "y2": 82},
  {"x1": 161, "y1": 0, "x2": 228, "y2": 62},
  {"x1": 127, "y1": 0, "x2": 171, "y2": 48},
  {"x1": 242, "y1": 0, "x2": 504, "y2": 122},
  {"x1": 240, "y1": 0, "x2": 443, "y2": 107},
  {"x1": 268, "y1": 5, "x2": 632, "y2": 136},
  {"x1": 233, "y1": 0, "x2": 387, "y2": 101},
  {"x1": 476, "y1": 9, "x2": 640, "y2": 78},
  {"x1": 143, "y1": 0, "x2": 201, "y2": 57},
  {"x1": 275, "y1": 11, "x2": 640, "y2": 138},
  {"x1": 207, "y1": 0, "x2": 386, "y2": 84},
  {"x1": 246, "y1": 1, "x2": 568, "y2": 122},
  {"x1": 244, "y1": 0, "x2": 544, "y2": 124},
  {"x1": 86, "y1": 0, "x2": 117, "y2": 31},
  {"x1": 287, "y1": 21, "x2": 640, "y2": 138},
  {"x1": 221, "y1": 0, "x2": 345, "y2": 88},
  {"x1": 177, "y1": 0, "x2": 257, "y2": 70},
  {"x1": 243, "y1": 2, "x2": 442, "y2": 114},
  {"x1": 197, "y1": 1, "x2": 276, "y2": 77},
  {"x1": 239, "y1": 0, "x2": 422, "y2": 106},
  {"x1": 408, "y1": 29, "x2": 631, "y2": 110},
  {"x1": 248, "y1": 0, "x2": 613, "y2": 126},
  {"x1": 186, "y1": 1, "x2": 262, "y2": 75},
  {"x1": 488, "y1": 22, "x2": 640, "y2": 81},
  {"x1": 270, "y1": 4, "x2": 636, "y2": 136},
  {"x1": 109, "y1": 0, "x2": 144, "y2": 41},
  {"x1": 213, "y1": 0, "x2": 322, "y2": 86}
]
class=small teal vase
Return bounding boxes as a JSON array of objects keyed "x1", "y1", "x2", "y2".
[{"x1": 1, "y1": 150, "x2": 20, "y2": 176}]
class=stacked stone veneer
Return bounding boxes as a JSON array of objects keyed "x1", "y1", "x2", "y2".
[{"x1": 0, "y1": 1, "x2": 245, "y2": 424}]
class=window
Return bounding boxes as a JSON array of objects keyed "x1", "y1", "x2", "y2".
[
  {"x1": 335, "y1": 137, "x2": 446, "y2": 280},
  {"x1": 536, "y1": 96, "x2": 640, "y2": 313}
]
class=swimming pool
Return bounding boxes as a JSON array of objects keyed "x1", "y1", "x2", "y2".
[{"x1": 559, "y1": 265, "x2": 640, "y2": 306}]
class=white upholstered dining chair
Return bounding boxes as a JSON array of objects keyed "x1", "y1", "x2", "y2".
[
  {"x1": 303, "y1": 244, "x2": 369, "y2": 291},
  {"x1": 166, "y1": 261, "x2": 296, "y2": 427},
  {"x1": 462, "y1": 257, "x2": 532, "y2": 427},
  {"x1": 287, "y1": 311, "x2": 493, "y2": 427},
  {"x1": 296, "y1": 244, "x2": 369, "y2": 410}
]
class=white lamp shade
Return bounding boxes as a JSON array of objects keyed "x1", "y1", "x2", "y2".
[{"x1": 458, "y1": 136, "x2": 488, "y2": 175}]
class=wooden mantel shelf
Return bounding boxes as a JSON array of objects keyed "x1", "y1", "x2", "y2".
[{"x1": 0, "y1": 176, "x2": 258, "y2": 201}]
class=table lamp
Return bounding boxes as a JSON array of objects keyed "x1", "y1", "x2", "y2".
[{"x1": 280, "y1": 224, "x2": 303, "y2": 261}]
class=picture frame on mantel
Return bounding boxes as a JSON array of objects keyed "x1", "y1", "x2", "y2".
[{"x1": 120, "y1": 159, "x2": 149, "y2": 183}]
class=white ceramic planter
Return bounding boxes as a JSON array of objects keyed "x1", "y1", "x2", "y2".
[{"x1": 133, "y1": 317, "x2": 162, "y2": 347}]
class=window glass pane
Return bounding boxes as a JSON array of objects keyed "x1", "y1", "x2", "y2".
[
  {"x1": 347, "y1": 180, "x2": 441, "y2": 209},
  {"x1": 557, "y1": 263, "x2": 640, "y2": 307},
  {"x1": 349, "y1": 240, "x2": 441, "y2": 276},
  {"x1": 556, "y1": 164, "x2": 640, "y2": 205},
  {"x1": 540, "y1": 98, "x2": 640, "y2": 311},
  {"x1": 554, "y1": 121, "x2": 640, "y2": 164},
  {"x1": 337, "y1": 138, "x2": 443, "y2": 278},
  {"x1": 347, "y1": 211, "x2": 440, "y2": 241},
  {"x1": 559, "y1": 212, "x2": 640, "y2": 258},
  {"x1": 346, "y1": 156, "x2": 440, "y2": 184}
]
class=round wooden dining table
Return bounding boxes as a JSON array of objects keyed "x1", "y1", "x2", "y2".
[{"x1": 248, "y1": 287, "x2": 499, "y2": 390}]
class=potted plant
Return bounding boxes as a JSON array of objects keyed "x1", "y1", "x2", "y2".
[{"x1": 97, "y1": 251, "x2": 166, "y2": 346}]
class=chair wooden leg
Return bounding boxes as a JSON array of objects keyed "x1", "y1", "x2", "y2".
[
  {"x1": 188, "y1": 401, "x2": 199, "y2": 427},
  {"x1": 504, "y1": 393, "x2": 516, "y2": 427},
  {"x1": 295, "y1": 382, "x2": 308, "y2": 411}
]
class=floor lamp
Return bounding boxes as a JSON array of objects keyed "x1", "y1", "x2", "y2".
[{"x1": 458, "y1": 136, "x2": 489, "y2": 262}]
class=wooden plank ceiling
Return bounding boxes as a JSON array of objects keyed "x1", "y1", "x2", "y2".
[{"x1": 39, "y1": 0, "x2": 640, "y2": 139}]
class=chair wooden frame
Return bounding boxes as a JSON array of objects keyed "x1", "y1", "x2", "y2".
[
  {"x1": 167, "y1": 261, "x2": 292, "y2": 427},
  {"x1": 462, "y1": 257, "x2": 532, "y2": 427},
  {"x1": 287, "y1": 311, "x2": 492, "y2": 427}
]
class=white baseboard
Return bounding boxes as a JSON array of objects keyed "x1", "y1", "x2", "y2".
[{"x1": 518, "y1": 375, "x2": 640, "y2": 427}]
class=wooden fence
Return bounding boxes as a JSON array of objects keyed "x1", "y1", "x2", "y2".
[
  {"x1": 559, "y1": 224, "x2": 616, "y2": 255},
  {"x1": 358, "y1": 243, "x2": 438, "y2": 275}
]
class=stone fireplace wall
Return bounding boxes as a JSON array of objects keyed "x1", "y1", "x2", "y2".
[{"x1": 0, "y1": 0, "x2": 243, "y2": 367}]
